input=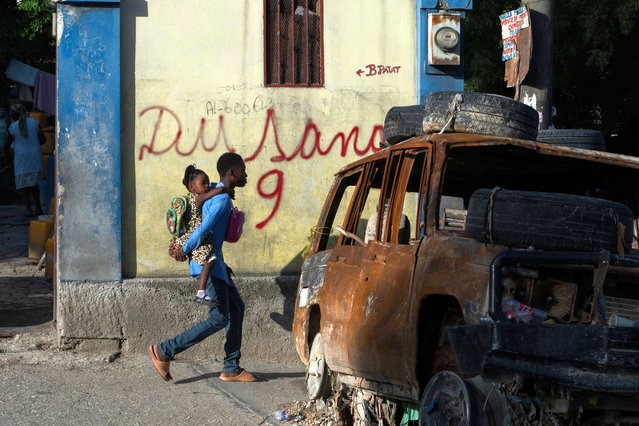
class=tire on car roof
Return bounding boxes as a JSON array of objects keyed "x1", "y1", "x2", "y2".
[
  {"x1": 383, "y1": 105, "x2": 427, "y2": 145},
  {"x1": 536, "y1": 129, "x2": 606, "y2": 151},
  {"x1": 423, "y1": 91, "x2": 540, "y2": 141},
  {"x1": 465, "y1": 188, "x2": 633, "y2": 253}
]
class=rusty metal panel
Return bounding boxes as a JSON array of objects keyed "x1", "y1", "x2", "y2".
[
  {"x1": 318, "y1": 241, "x2": 421, "y2": 388},
  {"x1": 293, "y1": 129, "x2": 639, "y2": 407}
]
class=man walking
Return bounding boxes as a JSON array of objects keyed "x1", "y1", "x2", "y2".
[{"x1": 149, "y1": 152, "x2": 257, "y2": 382}]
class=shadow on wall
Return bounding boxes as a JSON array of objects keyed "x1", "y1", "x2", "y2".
[
  {"x1": 270, "y1": 248, "x2": 306, "y2": 332},
  {"x1": 121, "y1": 0, "x2": 148, "y2": 278},
  {"x1": 270, "y1": 220, "x2": 361, "y2": 332}
]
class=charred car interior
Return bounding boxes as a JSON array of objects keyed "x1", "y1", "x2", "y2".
[{"x1": 293, "y1": 127, "x2": 639, "y2": 424}]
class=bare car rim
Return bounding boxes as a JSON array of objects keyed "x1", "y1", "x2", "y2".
[
  {"x1": 420, "y1": 371, "x2": 472, "y2": 426},
  {"x1": 306, "y1": 332, "x2": 330, "y2": 400}
]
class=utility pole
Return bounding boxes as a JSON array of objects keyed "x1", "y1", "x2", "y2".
[{"x1": 520, "y1": 0, "x2": 555, "y2": 130}]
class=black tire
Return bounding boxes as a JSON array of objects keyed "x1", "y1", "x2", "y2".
[
  {"x1": 384, "y1": 105, "x2": 426, "y2": 145},
  {"x1": 465, "y1": 188, "x2": 633, "y2": 253},
  {"x1": 423, "y1": 92, "x2": 539, "y2": 141},
  {"x1": 537, "y1": 129, "x2": 606, "y2": 151}
]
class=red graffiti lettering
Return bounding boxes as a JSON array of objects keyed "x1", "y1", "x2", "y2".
[
  {"x1": 138, "y1": 106, "x2": 384, "y2": 228},
  {"x1": 194, "y1": 114, "x2": 235, "y2": 154},
  {"x1": 285, "y1": 121, "x2": 321, "y2": 160},
  {"x1": 247, "y1": 109, "x2": 382, "y2": 163},
  {"x1": 255, "y1": 169, "x2": 284, "y2": 229},
  {"x1": 244, "y1": 108, "x2": 288, "y2": 163},
  {"x1": 138, "y1": 106, "x2": 234, "y2": 160},
  {"x1": 138, "y1": 106, "x2": 183, "y2": 160},
  {"x1": 322, "y1": 126, "x2": 385, "y2": 156}
]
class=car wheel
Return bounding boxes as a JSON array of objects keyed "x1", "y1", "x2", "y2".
[
  {"x1": 420, "y1": 372, "x2": 470, "y2": 425},
  {"x1": 384, "y1": 105, "x2": 427, "y2": 145},
  {"x1": 423, "y1": 92, "x2": 540, "y2": 141},
  {"x1": 306, "y1": 332, "x2": 331, "y2": 400},
  {"x1": 419, "y1": 371, "x2": 486, "y2": 426},
  {"x1": 537, "y1": 129, "x2": 606, "y2": 151},
  {"x1": 466, "y1": 188, "x2": 634, "y2": 253}
]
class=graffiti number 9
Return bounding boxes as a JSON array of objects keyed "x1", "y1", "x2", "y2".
[{"x1": 255, "y1": 169, "x2": 284, "y2": 229}]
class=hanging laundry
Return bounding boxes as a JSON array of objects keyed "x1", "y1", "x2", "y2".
[
  {"x1": 5, "y1": 59, "x2": 38, "y2": 87},
  {"x1": 34, "y1": 71, "x2": 56, "y2": 115}
]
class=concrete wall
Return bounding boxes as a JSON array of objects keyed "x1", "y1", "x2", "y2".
[
  {"x1": 121, "y1": 0, "x2": 417, "y2": 278},
  {"x1": 57, "y1": 1, "x2": 420, "y2": 358},
  {"x1": 56, "y1": 3, "x2": 121, "y2": 282},
  {"x1": 57, "y1": 275, "x2": 300, "y2": 362}
]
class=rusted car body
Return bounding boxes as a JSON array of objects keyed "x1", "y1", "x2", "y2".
[{"x1": 293, "y1": 132, "x2": 639, "y2": 422}]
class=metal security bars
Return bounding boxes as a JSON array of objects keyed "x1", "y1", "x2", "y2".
[{"x1": 264, "y1": 0, "x2": 323, "y2": 87}]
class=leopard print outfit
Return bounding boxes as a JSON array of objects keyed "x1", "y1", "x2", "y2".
[{"x1": 169, "y1": 192, "x2": 215, "y2": 265}]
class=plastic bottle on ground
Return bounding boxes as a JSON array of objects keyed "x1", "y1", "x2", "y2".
[{"x1": 274, "y1": 409, "x2": 289, "y2": 421}]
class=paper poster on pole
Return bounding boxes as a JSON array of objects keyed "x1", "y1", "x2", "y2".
[
  {"x1": 500, "y1": 5, "x2": 532, "y2": 94},
  {"x1": 500, "y1": 6, "x2": 530, "y2": 40}
]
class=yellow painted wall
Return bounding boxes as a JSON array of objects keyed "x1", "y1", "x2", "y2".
[{"x1": 122, "y1": 0, "x2": 417, "y2": 277}]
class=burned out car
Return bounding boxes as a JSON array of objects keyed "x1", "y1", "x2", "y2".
[{"x1": 293, "y1": 109, "x2": 639, "y2": 424}]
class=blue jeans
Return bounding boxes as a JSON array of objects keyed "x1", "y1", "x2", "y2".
[{"x1": 158, "y1": 274, "x2": 245, "y2": 373}]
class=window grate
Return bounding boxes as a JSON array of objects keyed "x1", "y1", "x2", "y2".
[{"x1": 265, "y1": 0, "x2": 323, "y2": 87}]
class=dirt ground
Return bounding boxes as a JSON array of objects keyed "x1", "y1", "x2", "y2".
[{"x1": 0, "y1": 205, "x2": 53, "y2": 335}]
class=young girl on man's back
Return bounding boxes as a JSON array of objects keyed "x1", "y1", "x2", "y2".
[{"x1": 169, "y1": 165, "x2": 225, "y2": 305}]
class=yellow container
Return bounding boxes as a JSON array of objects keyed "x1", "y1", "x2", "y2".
[
  {"x1": 29, "y1": 112, "x2": 49, "y2": 129},
  {"x1": 44, "y1": 218, "x2": 54, "y2": 239},
  {"x1": 45, "y1": 237, "x2": 56, "y2": 280},
  {"x1": 41, "y1": 154, "x2": 49, "y2": 177},
  {"x1": 28, "y1": 220, "x2": 48, "y2": 260},
  {"x1": 41, "y1": 127, "x2": 55, "y2": 155}
]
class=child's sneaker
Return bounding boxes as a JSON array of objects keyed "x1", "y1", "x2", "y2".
[{"x1": 194, "y1": 294, "x2": 218, "y2": 307}]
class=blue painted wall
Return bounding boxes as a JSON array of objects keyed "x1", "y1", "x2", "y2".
[
  {"x1": 416, "y1": 0, "x2": 473, "y2": 104},
  {"x1": 56, "y1": 1, "x2": 121, "y2": 281}
]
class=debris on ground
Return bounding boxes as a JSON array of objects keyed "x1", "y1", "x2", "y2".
[{"x1": 275, "y1": 398, "x2": 343, "y2": 425}]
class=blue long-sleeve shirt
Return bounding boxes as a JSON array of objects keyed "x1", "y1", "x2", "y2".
[{"x1": 183, "y1": 183, "x2": 231, "y2": 283}]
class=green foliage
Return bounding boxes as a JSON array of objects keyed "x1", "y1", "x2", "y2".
[
  {"x1": 465, "y1": 0, "x2": 519, "y2": 97},
  {"x1": 465, "y1": 0, "x2": 639, "y2": 153},
  {"x1": 17, "y1": 0, "x2": 54, "y2": 42},
  {"x1": 0, "y1": 0, "x2": 55, "y2": 103}
]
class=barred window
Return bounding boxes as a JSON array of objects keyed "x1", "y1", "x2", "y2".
[{"x1": 265, "y1": 0, "x2": 323, "y2": 87}]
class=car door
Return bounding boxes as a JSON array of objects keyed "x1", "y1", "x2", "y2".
[{"x1": 320, "y1": 148, "x2": 432, "y2": 388}]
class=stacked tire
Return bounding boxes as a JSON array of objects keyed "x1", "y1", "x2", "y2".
[
  {"x1": 536, "y1": 129, "x2": 606, "y2": 151},
  {"x1": 465, "y1": 188, "x2": 633, "y2": 253},
  {"x1": 383, "y1": 91, "x2": 540, "y2": 145}
]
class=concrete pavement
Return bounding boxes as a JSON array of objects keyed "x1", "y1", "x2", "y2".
[
  {"x1": 0, "y1": 205, "x2": 338, "y2": 425},
  {"x1": 0, "y1": 325, "x2": 309, "y2": 425}
]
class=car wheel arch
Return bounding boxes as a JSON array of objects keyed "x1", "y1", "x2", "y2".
[
  {"x1": 306, "y1": 304, "x2": 322, "y2": 354},
  {"x1": 415, "y1": 295, "x2": 465, "y2": 392}
]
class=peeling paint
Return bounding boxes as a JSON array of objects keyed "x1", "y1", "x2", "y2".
[{"x1": 57, "y1": 3, "x2": 121, "y2": 281}]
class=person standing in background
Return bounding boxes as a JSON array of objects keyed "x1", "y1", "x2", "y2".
[{"x1": 5, "y1": 103, "x2": 45, "y2": 217}]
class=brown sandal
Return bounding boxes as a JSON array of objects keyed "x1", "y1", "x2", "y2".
[
  {"x1": 219, "y1": 369, "x2": 258, "y2": 382},
  {"x1": 148, "y1": 345, "x2": 172, "y2": 381}
]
